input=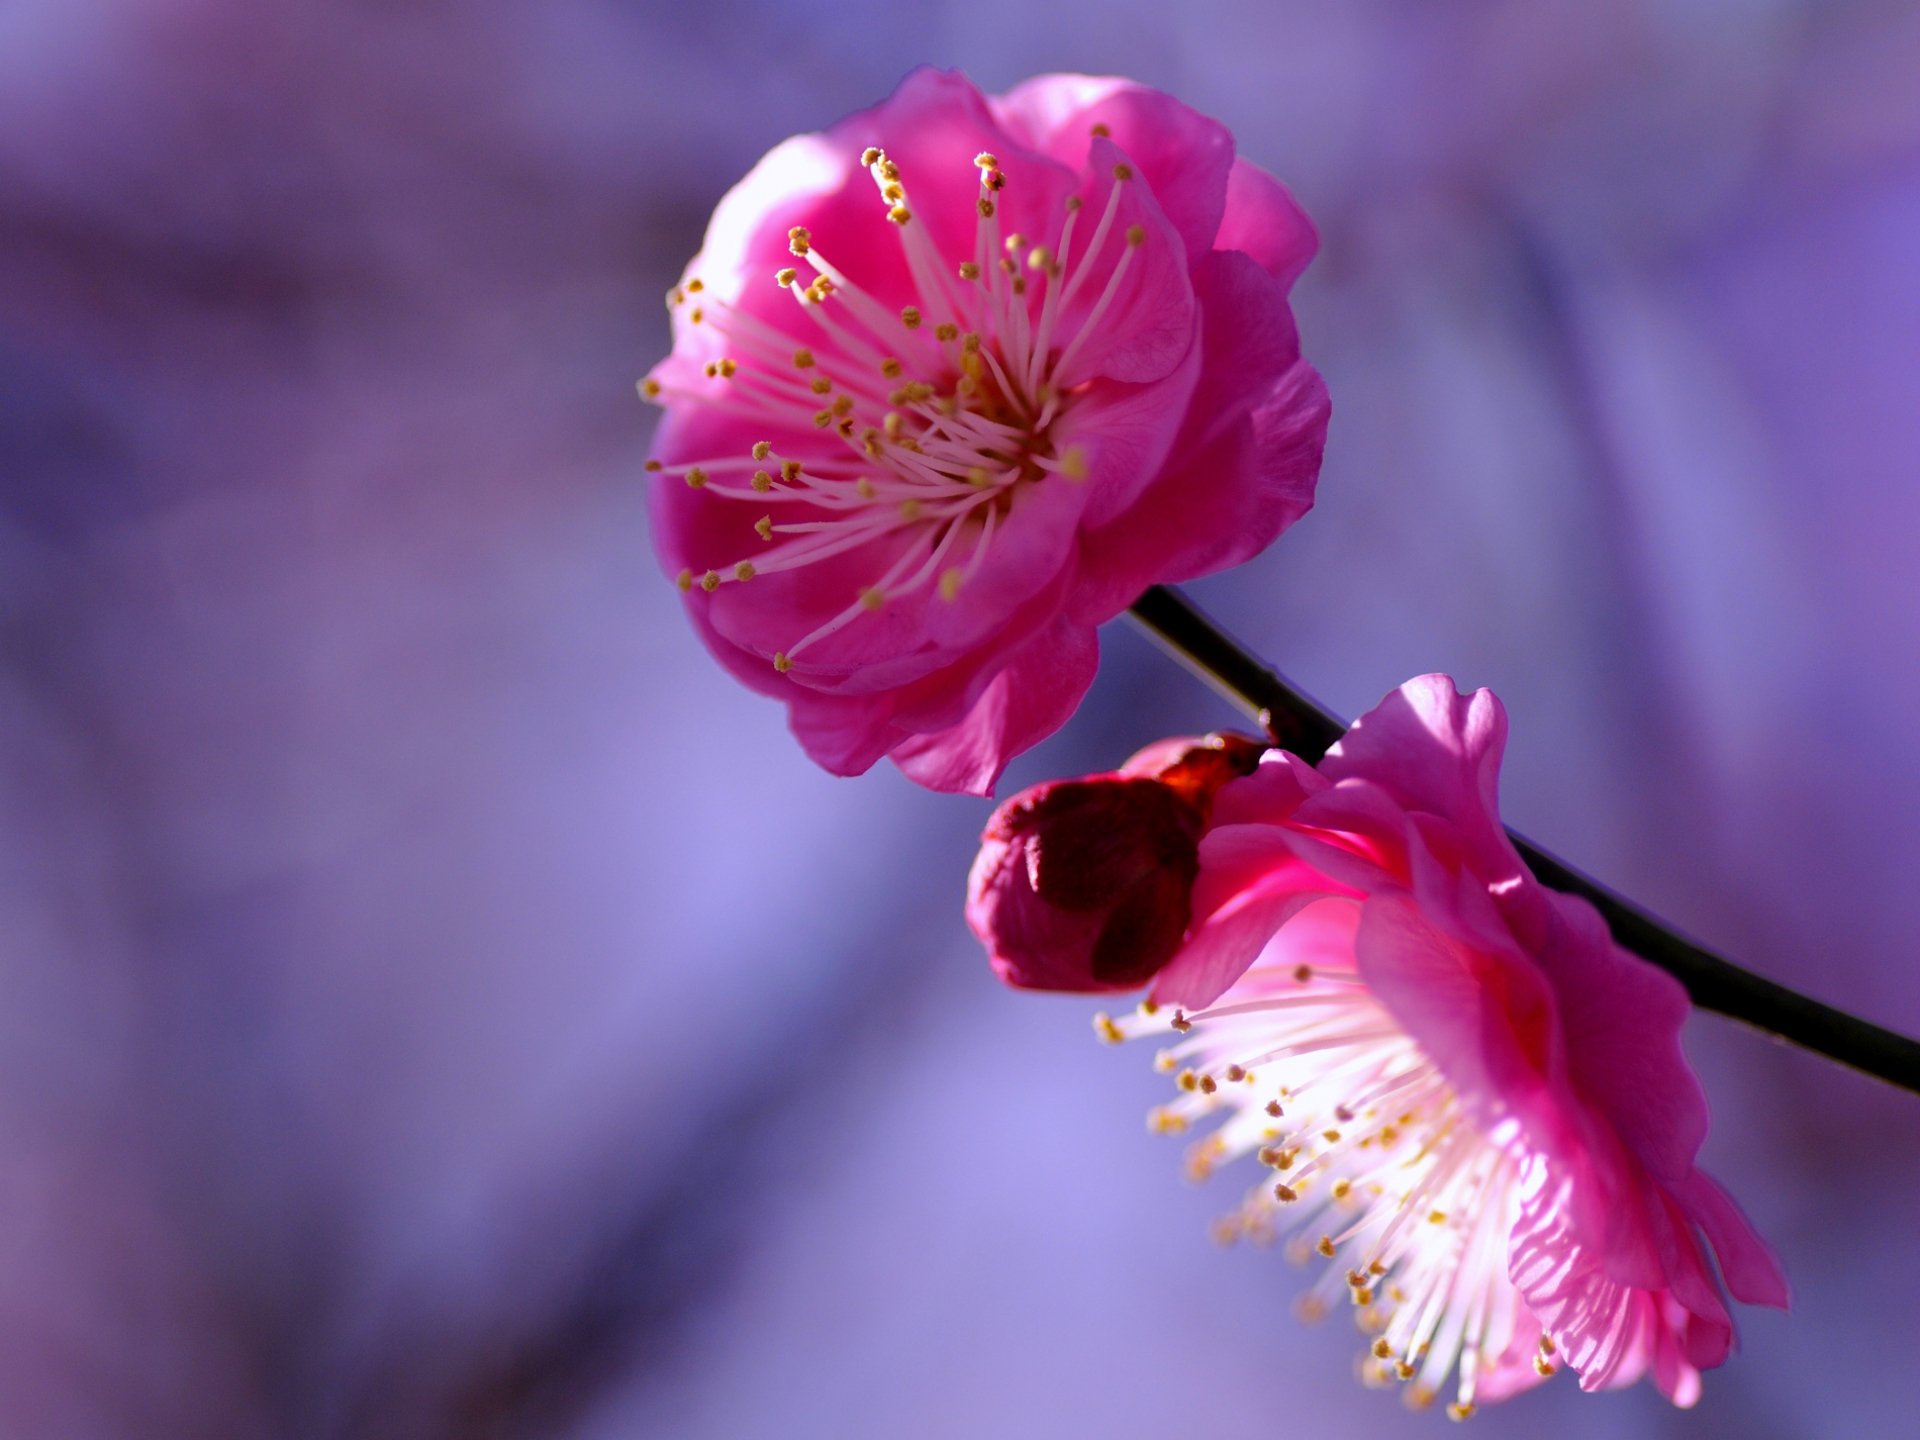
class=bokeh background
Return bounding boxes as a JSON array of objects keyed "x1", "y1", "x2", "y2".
[{"x1": 4, "y1": 2, "x2": 1918, "y2": 1437}]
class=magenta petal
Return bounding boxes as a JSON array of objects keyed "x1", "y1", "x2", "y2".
[
  {"x1": 786, "y1": 688, "x2": 900, "y2": 778},
  {"x1": 1216, "y1": 156, "x2": 1319, "y2": 289},
  {"x1": 889, "y1": 618, "x2": 1098, "y2": 796},
  {"x1": 1149, "y1": 887, "x2": 1318, "y2": 1010},
  {"x1": 1323, "y1": 677, "x2": 1526, "y2": 887},
  {"x1": 1677, "y1": 1172, "x2": 1790, "y2": 1309},
  {"x1": 995, "y1": 77, "x2": 1234, "y2": 262},
  {"x1": 1534, "y1": 890, "x2": 1709, "y2": 1183}
]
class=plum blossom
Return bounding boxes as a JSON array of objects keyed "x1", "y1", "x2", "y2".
[
  {"x1": 1090, "y1": 678, "x2": 1786, "y2": 1414},
  {"x1": 641, "y1": 69, "x2": 1329, "y2": 794}
]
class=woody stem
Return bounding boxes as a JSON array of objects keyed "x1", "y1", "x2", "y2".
[{"x1": 1126, "y1": 583, "x2": 1920, "y2": 1097}]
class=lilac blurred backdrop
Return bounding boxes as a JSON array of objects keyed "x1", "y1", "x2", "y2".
[{"x1": 3, "y1": 2, "x2": 1917, "y2": 1437}]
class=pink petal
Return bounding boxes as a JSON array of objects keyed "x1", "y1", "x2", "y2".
[
  {"x1": 1216, "y1": 156, "x2": 1319, "y2": 290},
  {"x1": 1675, "y1": 1171, "x2": 1790, "y2": 1309},
  {"x1": 994, "y1": 76, "x2": 1235, "y2": 262},
  {"x1": 888, "y1": 617, "x2": 1098, "y2": 796},
  {"x1": 1322, "y1": 676, "x2": 1526, "y2": 888}
]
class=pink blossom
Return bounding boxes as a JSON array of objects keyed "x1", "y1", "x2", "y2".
[
  {"x1": 967, "y1": 732, "x2": 1264, "y2": 991},
  {"x1": 641, "y1": 69, "x2": 1329, "y2": 794},
  {"x1": 1095, "y1": 677, "x2": 1786, "y2": 1413}
]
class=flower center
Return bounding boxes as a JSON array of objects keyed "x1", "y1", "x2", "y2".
[
  {"x1": 1097, "y1": 916, "x2": 1558, "y2": 1417},
  {"x1": 643, "y1": 144, "x2": 1149, "y2": 669}
]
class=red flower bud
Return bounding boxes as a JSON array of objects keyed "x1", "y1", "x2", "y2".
[{"x1": 966, "y1": 734, "x2": 1264, "y2": 991}]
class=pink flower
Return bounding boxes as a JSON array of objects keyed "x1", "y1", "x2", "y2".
[
  {"x1": 967, "y1": 732, "x2": 1264, "y2": 991},
  {"x1": 641, "y1": 69, "x2": 1329, "y2": 795},
  {"x1": 1094, "y1": 677, "x2": 1787, "y2": 1414}
]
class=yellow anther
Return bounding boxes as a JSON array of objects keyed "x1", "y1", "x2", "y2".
[
  {"x1": 782, "y1": 460, "x2": 803, "y2": 481},
  {"x1": 703, "y1": 361, "x2": 718, "y2": 378},
  {"x1": 639, "y1": 378, "x2": 662, "y2": 399},
  {"x1": 1092, "y1": 1012, "x2": 1124, "y2": 1044},
  {"x1": 1176, "y1": 1069, "x2": 1199, "y2": 1093},
  {"x1": 860, "y1": 587, "x2": 886, "y2": 612},
  {"x1": 1369, "y1": 1259, "x2": 1387, "y2": 1275},
  {"x1": 751, "y1": 470, "x2": 773, "y2": 492},
  {"x1": 793, "y1": 349, "x2": 816, "y2": 370},
  {"x1": 983, "y1": 169, "x2": 1005, "y2": 192},
  {"x1": 934, "y1": 321, "x2": 959, "y2": 341},
  {"x1": 643, "y1": 459, "x2": 663, "y2": 472},
  {"x1": 666, "y1": 286, "x2": 683, "y2": 307},
  {"x1": 1147, "y1": 1107, "x2": 1188, "y2": 1135},
  {"x1": 1372, "y1": 1338, "x2": 1394, "y2": 1360},
  {"x1": 1026, "y1": 245, "x2": 1052, "y2": 271},
  {"x1": 685, "y1": 467, "x2": 708, "y2": 488},
  {"x1": 809, "y1": 375, "x2": 832, "y2": 395},
  {"x1": 1331, "y1": 1179, "x2": 1353, "y2": 1201},
  {"x1": 888, "y1": 205, "x2": 911, "y2": 225},
  {"x1": 1152, "y1": 1049, "x2": 1176, "y2": 1073},
  {"x1": 831, "y1": 394, "x2": 853, "y2": 416},
  {"x1": 1316, "y1": 1235, "x2": 1337, "y2": 1258},
  {"x1": 1003, "y1": 232, "x2": 1025, "y2": 255},
  {"x1": 882, "y1": 412, "x2": 904, "y2": 437},
  {"x1": 879, "y1": 357, "x2": 903, "y2": 378},
  {"x1": 1539, "y1": 1335, "x2": 1557, "y2": 1355},
  {"x1": 1351, "y1": 1286, "x2": 1373, "y2": 1305},
  {"x1": 898, "y1": 498, "x2": 922, "y2": 521},
  {"x1": 967, "y1": 466, "x2": 991, "y2": 488},
  {"x1": 961, "y1": 331, "x2": 982, "y2": 353},
  {"x1": 1534, "y1": 1356, "x2": 1556, "y2": 1377},
  {"x1": 754, "y1": 516, "x2": 773, "y2": 540},
  {"x1": 855, "y1": 477, "x2": 876, "y2": 499},
  {"x1": 861, "y1": 145, "x2": 883, "y2": 166},
  {"x1": 751, "y1": 440, "x2": 773, "y2": 461},
  {"x1": 685, "y1": 277, "x2": 704, "y2": 293},
  {"x1": 1139, "y1": 999, "x2": 1159, "y2": 1015},
  {"x1": 699, "y1": 570, "x2": 720, "y2": 592},
  {"x1": 957, "y1": 261, "x2": 981, "y2": 281},
  {"x1": 812, "y1": 409, "x2": 832, "y2": 428},
  {"x1": 1126, "y1": 223, "x2": 1146, "y2": 246},
  {"x1": 1256, "y1": 1146, "x2": 1284, "y2": 1168},
  {"x1": 772, "y1": 652, "x2": 792, "y2": 673},
  {"x1": 688, "y1": 307, "x2": 703, "y2": 324},
  {"x1": 1322, "y1": 1129, "x2": 1342, "y2": 1143},
  {"x1": 882, "y1": 182, "x2": 904, "y2": 201},
  {"x1": 716, "y1": 357, "x2": 737, "y2": 377},
  {"x1": 973, "y1": 151, "x2": 999, "y2": 170},
  {"x1": 1395, "y1": 1361, "x2": 1416, "y2": 1381},
  {"x1": 937, "y1": 568, "x2": 963, "y2": 601},
  {"x1": 733, "y1": 562, "x2": 755, "y2": 581},
  {"x1": 674, "y1": 569, "x2": 692, "y2": 591},
  {"x1": 1059, "y1": 445, "x2": 1088, "y2": 480},
  {"x1": 879, "y1": 159, "x2": 900, "y2": 183},
  {"x1": 1428, "y1": 1210, "x2": 1448, "y2": 1225},
  {"x1": 1113, "y1": 162, "x2": 1134, "y2": 181},
  {"x1": 1446, "y1": 1402, "x2": 1475, "y2": 1422},
  {"x1": 787, "y1": 226, "x2": 811, "y2": 255},
  {"x1": 775, "y1": 266, "x2": 797, "y2": 287},
  {"x1": 977, "y1": 197, "x2": 996, "y2": 219},
  {"x1": 900, "y1": 306, "x2": 922, "y2": 329}
]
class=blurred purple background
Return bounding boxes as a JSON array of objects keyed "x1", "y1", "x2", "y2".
[{"x1": 3, "y1": 2, "x2": 1917, "y2": 1436}]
